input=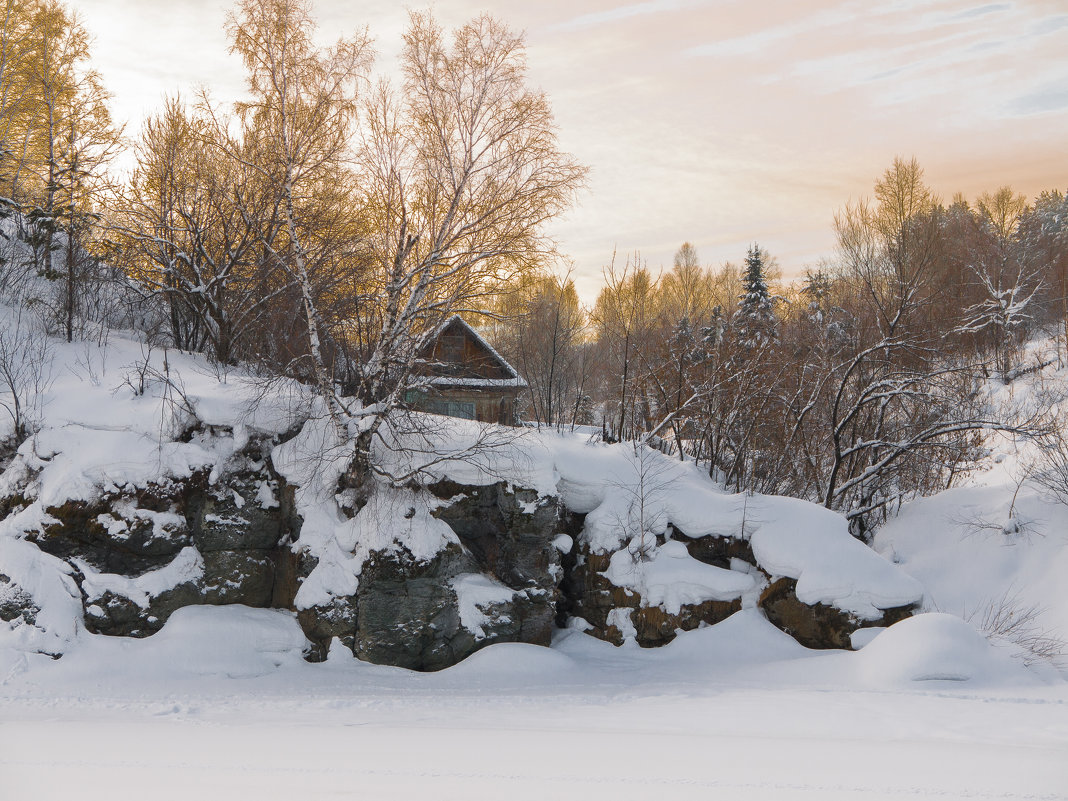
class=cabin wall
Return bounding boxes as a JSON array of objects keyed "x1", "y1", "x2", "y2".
[{"x1": 407, "y1": 387, "x2": 519, "y2": 425}]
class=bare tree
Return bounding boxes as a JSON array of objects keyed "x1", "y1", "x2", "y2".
[
  {"x1": 0, "y1": 303, "x2": 53, "y2": 442},
  {"x1": 119, "y1": 97, "x2": 294, "y2": 364},
  {"x1": 592, "y1": 253, "x2": 658, "y2": 440},
  {"x1": 339, "y1": 10, "x2": 586, "y2": 480},
  {"x1": 218, "y1": 0, "x2": 372, "y2": 435},
  {"x1": 493, "y1": 272, "x2": 590, "y2": 428},
  {"x1": 611, "y1": 443, "x2": 678, "y2": 562}
]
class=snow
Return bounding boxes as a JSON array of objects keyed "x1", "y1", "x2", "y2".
[
  {"x1": 451, "y1": 573, "x2": 516, "y2": 638},
  {"x1": 1, "y1": 606, "x2": 1064, "y2": 801},
  {"x1": 255, "y1": 479, "x2": 279, "y2": 509},
  {"x1": 271, "y1": 416, "x2": 463, "y2": 609},
  {"x1": 854, "y1": 613, "x2": 1028, "y2": 685},
  {"x1": 427, "y1": 375, "x2": 527, "y2": 388},
  {"x1": 0, "y1": 313, "x2": 925, "y2": 649},
  {"x1": 605, "y1": 606, "x2": 637, "y2": 640},
  {"x1": 0, "y1": 537, "x2": 82, "y2": 654},
  {"x1": 0, "y1": 309, "x2": 1066, "y2": 797},
  {"x1": 748, "y1": 494, "x2": 925, "y2": 619},
  {"x1": 873, "y1": 341, "x2": 1068, "y2": 654},
  {"x1": 604, "y1": 539, "x2": 757, "y2": 615},
  {"x1": 75, "y1": 546, "x2": 204, "y2": 610},
  {"x1": 547, "y1": 435, "x2": 923, "y2": 619}
]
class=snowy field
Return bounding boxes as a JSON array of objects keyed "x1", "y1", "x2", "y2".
[{"x1": 2, "y1": 606, "x2": 1066, "y2": 800}]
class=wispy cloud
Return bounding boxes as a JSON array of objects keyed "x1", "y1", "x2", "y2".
[
  {"x1": 555, "y1": 0, "x2": 711, "y2": 31},
  {"x1": 1004, "y1": 82, "x2": 1068, "y2": 117},
  {"x1": 1028, "y1": 14, "x2": 1068, "y2": 37},
  {"x1": 685, "y1": 7, "x2": 856, "y2": 58},
  {"x1": 945, "y1": 3, "x2": 1010, "y2": 22}
]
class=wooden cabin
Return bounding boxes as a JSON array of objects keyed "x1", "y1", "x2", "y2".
[{"x1": 407, "y1": 315, "x2": 526, "y2": 425}]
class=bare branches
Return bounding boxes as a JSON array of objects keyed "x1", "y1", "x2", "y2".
[
  {"x1": 967, "y1": 589, "x2": 1065, "y2": 668},
  {"x1": 0, "y1": 303, "x2": 54, "y2": 442},
  {"x1": 1031, "y1": 416, "x2": 1068, "y2": 507}
]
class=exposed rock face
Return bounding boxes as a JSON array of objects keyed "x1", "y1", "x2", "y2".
[
  {"x1": 0, "y1": 424, "x2": 917, "y2": 667},
  {"x1": 20, "y1": 430, "x2": 296, "y2": 638},
  {"x1": 672, "y1": 525, "x2": 756, "y2": 570},
  {"x1": 0, "y1": 572, "x2": 38, "y2": 626},
  {"x1": 30, "y1": 489, "x2": 195, "y2": 576},
  {"x1": 759, "y1": 577, "x2": 916, "y2": 650},
  {"x1": 560, "y1": 540, "x2": 744, "y2": 647},
  {"x1": 428, "y1": 479, "x2": 561, "y2": 646},
  {"x1": 295, "y1": 480, "x2": 565, "y2": 671},
  {"x1": 558, "y1": 518, "x2": 919, "y2": 651},
  {"x1": 354, "y1": 542, "x2": 478, "y2": 671},
  {"x1": 82, "y1": 579, "x2": 205, "y2": 638}
]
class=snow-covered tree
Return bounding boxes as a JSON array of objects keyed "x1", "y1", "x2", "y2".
[
  {"x1": 341, "y1": 10, "x2": 586, "y2": 479},
  {"x1": 222, "y1": 0, "x2": 372, "y2": 435},
  {"x1": 120, "y1": 98, "x2": 298, "y2": 365},
  {"x1": 732, "y1": 243, "x2": 777, "y2": 348}
]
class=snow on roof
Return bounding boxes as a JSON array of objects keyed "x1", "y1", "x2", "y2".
[
  {"x1": 430, "y1": 315, "x2": 528, "y2": 389},
  {"x1": 426, "y1": 376, "x2": 527, "y2": 389}
]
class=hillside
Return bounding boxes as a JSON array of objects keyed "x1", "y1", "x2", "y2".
[{"x1": 0, "y1": 314, "x2": 1065, "y2": 799}]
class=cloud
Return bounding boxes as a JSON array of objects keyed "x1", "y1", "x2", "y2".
[
  {"x1": 1004, "y1": 84, "x2": 1068, "y2": 117},
  {"x1": 685, "y1": 7, "x2": 856, "y2": 58},
  {"x1": 554, "y1": 0, "x2": 709, "y2": 31},
  {"x1": 945, "y1": 3, "x2": 1010, "y2": 22}
]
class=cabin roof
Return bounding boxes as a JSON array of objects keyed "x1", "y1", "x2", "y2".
[{"x1": 425, "y1": 315, "x2": 528, "y2": 389}]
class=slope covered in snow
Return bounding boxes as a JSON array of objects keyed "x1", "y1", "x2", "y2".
[
  {"x1": 874, "y1": 339, "x2": 1068, "y2": 657},
  {"x1": 0, "y1": 317, "x2": 1065, "y2": 799},
  {"x1": 0, "y1": 311, "x2": 928, "y2": 659}
]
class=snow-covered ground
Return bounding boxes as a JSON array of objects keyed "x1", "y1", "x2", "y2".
[
  {"x1": 874, "y1": 343, "x2": 1068, "y2": 657},
  {"x1": 2, "y1": 606, "x2": 1066, "y2": 801},
  {"x1": 1, "y1": 318, "x2": 1066, "y2": 799}
]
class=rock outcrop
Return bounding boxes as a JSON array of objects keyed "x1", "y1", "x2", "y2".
[
  {"x1": 558, "y1": 516, "x2": 917, "y2": 650},
  {"x1": 558, "y1": 523, "x2": 749, "y2": 648},
  {"x1": 296, "y1": 479, "x2": 564, "y2": 670},
  {"x1": 17, "y1": 429, "x2": 296, "y2": 638},
  {"x1": 0, "y1": 571, "x2": 38, "y2": 627},
  {"x1": 0, "y1": 425, "x2": 918, "y2": 669},
  {"x1": 759, "y1": 577, "x2": 915, "y2": 649}
]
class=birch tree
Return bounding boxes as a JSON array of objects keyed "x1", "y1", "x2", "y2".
[
  {"x1": 341, "y1": 11, "x2": 586, "y2": 476},
  {"x1": 222, "y1": 0, "x2": 372, "y2": 433}
]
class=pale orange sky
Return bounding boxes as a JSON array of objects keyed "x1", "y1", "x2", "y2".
[{"x1": 72, "y1": 0, "x2": 1068, "y2": 301}]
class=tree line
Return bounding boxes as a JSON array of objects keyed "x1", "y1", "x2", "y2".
[
  {"x1": 491, "y1": 159, "x2": 1068, "y2": 535},
  {"x1": 1, "y1": 0, "x2": 1066, "y2": 529}
]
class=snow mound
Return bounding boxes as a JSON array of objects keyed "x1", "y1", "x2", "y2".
[
  {"x1": 443, "y1": 640, "x2": 576, "y2": 679},
  {"x1": 73, "y1": 605, "x2": 310, "y2": 679},
  {"x1": 855, "y1": 613, "x2": 1033, "y2": 685},
  {"x1": 655, "y1": 608, "x2": 812, "y2": 666},
  {"x1": 748, "y1": 495, "x2": 925, "y2": 619},
  {"x1": 0, "y1": 537, "x2": 83, "y2": 655},
  {"x1": 547, "y1": 436, "x2": 923, "y2": 619}
]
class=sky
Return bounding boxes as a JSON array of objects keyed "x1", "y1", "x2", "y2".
[{"x1": 69, "y1": 0, "x2": 1068, "y2": 302}]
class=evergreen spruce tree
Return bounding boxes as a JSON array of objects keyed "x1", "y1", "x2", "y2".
[{"x1": 733, "y1": 243, "x2": 777, "y2": 347}]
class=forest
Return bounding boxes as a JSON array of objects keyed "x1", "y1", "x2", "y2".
[{"x1": 2, "y1": 0, "x2": 1068, "y2": 539}]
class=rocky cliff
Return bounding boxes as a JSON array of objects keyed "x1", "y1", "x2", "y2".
[{"x1": 0, "y1": 418, "x2": 920, "y2": 670}]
